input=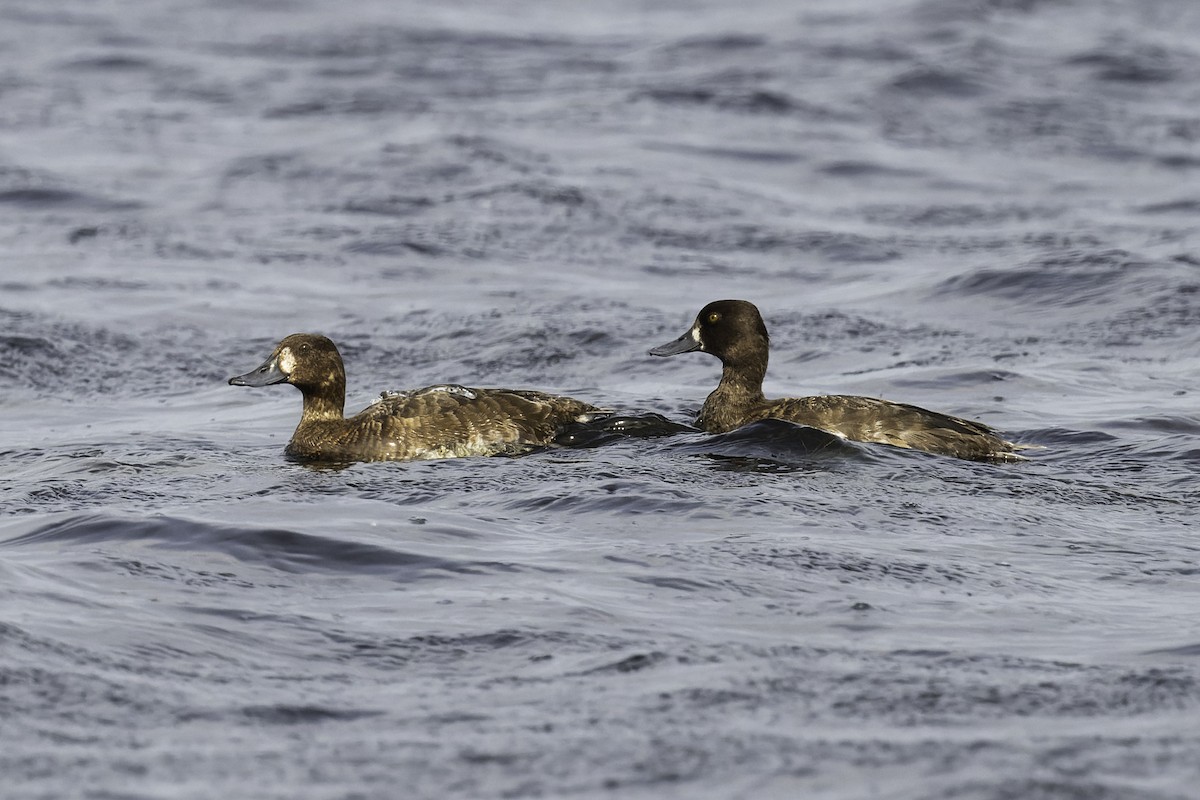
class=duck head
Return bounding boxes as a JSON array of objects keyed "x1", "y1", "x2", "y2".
[
  {"x1": 649, "y1": 299, "x2": 770, "y2": 367},
  {"x1": 229, "y1": 333, "x2": 347, "y2": 411}
]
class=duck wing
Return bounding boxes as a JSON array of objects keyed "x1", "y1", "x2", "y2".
[
  {"x1": 759, "y1": 395, "x2": 1021, "y2": 461},
  {"x1": 349, "y1": 385, "x2": 599, "y2": 459}
]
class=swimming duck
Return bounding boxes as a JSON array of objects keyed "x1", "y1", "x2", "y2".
[
  {"x1": 649, "y1": 300, "x2": 1025, "y2": 461},
  {"x1": 229, "y1": 333, "x2": 600, "y2": 462}
]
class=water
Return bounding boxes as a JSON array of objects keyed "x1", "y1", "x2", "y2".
[{"x1": 2, "y1": 0, "x2": 1199, "y2": 797}]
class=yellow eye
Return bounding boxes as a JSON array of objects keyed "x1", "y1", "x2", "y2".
[{"x1": 707, "y1": 312, "x2": 721, "y2": 324}]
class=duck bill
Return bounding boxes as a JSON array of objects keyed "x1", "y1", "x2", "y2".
[
  {"x1": 649, "y1": 327, "x2": 702, "y2": 357},
  {"x1": 228, "y1": 355, "x2": 287, "y2": 387}
]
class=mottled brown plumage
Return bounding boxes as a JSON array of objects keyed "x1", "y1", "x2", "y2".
[
  {"x1": 229, "y1": 333, "x2": 598, "y2": 462},
  {"x1": 650, "y1": 300, "x2": 1027, "y2": 462}
]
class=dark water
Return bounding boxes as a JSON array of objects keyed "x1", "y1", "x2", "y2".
[{"x1": 3, "y1": 0, "x2": 1200, "y2": 797}]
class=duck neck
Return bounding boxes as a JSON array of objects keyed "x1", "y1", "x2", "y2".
[
  {"x1": 717, "y1": 356, "x2": 767, "y2": 402},
  {"x1": 298, "y1": 380, "x2": 345, "y2": 423},
  {"x1": 698, "y1": 358, "x2": 767, "y2": 432},
  {"x1": 720, "y1": 357, "x2": 768, "y2": 395}
]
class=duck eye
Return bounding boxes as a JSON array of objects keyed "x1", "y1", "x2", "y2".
[
  {"x1": 707, "y1": 312, "x2": 721, "y2": 324},
  {"x1": 299, "y1": 343, "x2": 311, "y2": 354}
]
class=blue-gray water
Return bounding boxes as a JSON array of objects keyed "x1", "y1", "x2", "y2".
[{"x1": 2, "y1": 0, "x2": 1200, "y2": 797}]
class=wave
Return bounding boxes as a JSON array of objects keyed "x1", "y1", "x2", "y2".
[
  {"x1": 667, "y1": 418, "x2": 868, "y2": 468},
  {"x1": 0, "y1": 513, "x2": 505, "y2": 582},
  {"x1": 932, "y1": 249, "x2": 1154, "y2": 308}
]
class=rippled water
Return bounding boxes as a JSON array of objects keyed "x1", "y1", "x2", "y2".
[{"x1": 3, "y1": 0, "x2": 1200, "y2": 797}]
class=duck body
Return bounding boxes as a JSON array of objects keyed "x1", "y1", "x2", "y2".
[
  {"x1": 229, "y1": 334, "x2": 598, "y2": 463},
  {"x1": 650, "y1": 300, "x2": 1025, "y2": 462},
  {"x1": 698, "y1": 388, "x2": 1015, "y2": 461}
]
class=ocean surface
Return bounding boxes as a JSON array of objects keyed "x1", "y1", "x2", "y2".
[{"x1": 2, "y1": 0, "x2": 1199, "y2": 797}]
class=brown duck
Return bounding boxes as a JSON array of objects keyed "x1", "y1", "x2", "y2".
[
  {"x1": 650, "y1": 300, "x2": 1027, "y2": 461},
  {"x1": 229, "y1": 333, "x2": 600, "y2": 462}
]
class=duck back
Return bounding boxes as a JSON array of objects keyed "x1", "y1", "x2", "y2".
[
  {"x1": 703, "y1": 393, "x2": 1018, "y2": 461},
  {"x1": 288, "y1": 384, "x2": 598, "y2": 462}
]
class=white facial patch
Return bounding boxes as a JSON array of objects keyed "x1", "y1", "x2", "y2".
[
  {"x1": 691, "y1": 323, "x2": 704, "y2": 350},
  {"x1": 277, "y1": 347, "x2": 296, "y2": 375}
]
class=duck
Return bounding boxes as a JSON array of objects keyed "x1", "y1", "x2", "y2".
[
  {"x1": 649, "y1": 300, "x2": 1027, "y2": 461},
  {"x1": 228, "y1": 333, "x2": 601, "y2": 462}
]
